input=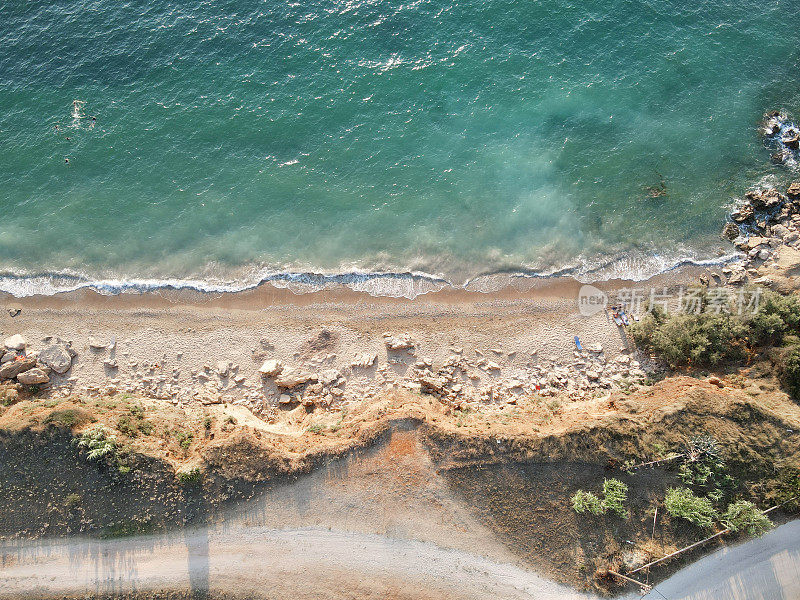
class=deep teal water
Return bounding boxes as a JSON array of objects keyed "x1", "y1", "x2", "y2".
[{"x1": 1, "y1": 0, "x2": 799, "y2": 295}]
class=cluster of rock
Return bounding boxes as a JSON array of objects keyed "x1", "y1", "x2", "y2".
[
  {"x1": 397, "y1": 345, "x2": 647, "y2": 408},
  {"x1": 23, "y1": 327, "x2": 650, "y2": 420},
  {"x1": 0, "y1": 335, "x2": 75, "y2": 387},
  {"x1": 721, "y1": 182, "x2": 800, "y2": 285},
  {"x1": 763, "y1": 111, "x2": 800, "y2": 164}
]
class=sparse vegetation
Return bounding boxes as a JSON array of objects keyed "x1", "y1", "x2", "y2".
[
  {"x1": 307, "y1": 423, "x2": 324, "y2": 434},
  {"x1": 571, "y1": 478, "x2": 629, "y2": 519},
  {"x1": 779, "y1": 346, "x2": 800, "y2": 400},
  {"x1": 176, "y1": 467, "x2": 203, "y2": 485},
  {"x1": 722, "y1": 500, "x2": 772, "y2": 536},
  {"x1": 175, "y1": 430, "x2": 193, "y2": 450},
  {"x1": 664, "y1": 487, "x2": 716, "y2": 528},
  {"x1": 44, "y1": 408, "x2": 93, "y2": 428}
]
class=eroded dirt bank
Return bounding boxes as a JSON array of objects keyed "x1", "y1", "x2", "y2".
[{"x1": 1, "y1": 375, "x2": 799, "y2": 597}]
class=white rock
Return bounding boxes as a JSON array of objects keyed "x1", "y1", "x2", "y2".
[
  {"x1": 4, "y1": 334, "x2": 26, "y2": 351},
  {"x1": 88, "y1": 336, "x2": 107, "y2": 350},
  {"x1": 259, "y1": 359, "x2": 284, "y2": 377},
  {"x1": 383, "y1": 333, "x2": 415, "y2": 350},
  {"x1": 275, "y1": 367, "x2": 315, "y2": 389},
  {"x1": 278, "y1": 394, "x2": 294, "y2": 404},
  {"x1": 38, "y1": 344, "x2": 73, "y2": 374},
  {"x1": 351, "y1": 353, "x2": 377, "y2": 368},
  {"x1": 216, "y1": 361, "x2": 230, "y2": 377},
  {"x1": 586, "y1": 370, "x2": 600, "y2": 381}
]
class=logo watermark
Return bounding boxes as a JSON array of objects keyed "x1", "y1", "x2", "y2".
[
  {"x1": 577, "y1": 284, "x2": 608, "y2": 316},
  {"x1": 577, "y1": 285, "x2": 762, "y2": 317}
]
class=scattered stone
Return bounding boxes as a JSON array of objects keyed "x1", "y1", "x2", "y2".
[
  {"x1": 104, "y1": 359, "x2": 118, "y2": 369},
  {"x1": 383, "y1": 333, "x2": 415, "y2": 351},
  {"x1": 37, "y1": 344, "x2": 73, "y2": 374},
  {"x1": 586, "y1": 370, "x2": 600, "y2": 381},
  {"x1": 88, "y1": 336, "x2": 107, "y2": 350},
  {"x1": 278, "y1": 394, "x2": 294, "y2": 404},
  {"x1": 351, "y1": 353, "x2": 377, "y2": 368},
  {"x1": 318, "y1": 369, "x2": 342, "y2": 386},
  {"x1": 486, "y1": 361, "x2": 501, "y2": 371},
  {"x1": 708, "y1": 376, "x2": 724, "y2": 388},
  {"x1": 258, "y1": 359, "x2": 284, "y2": 377},
  {"x1": 17, "y1": 368, "x2": 49, "y2": 385},
  {"x1": 216, "y1": 361, "x2": 230, "y2": 377},
  {"x1": 4, "y1": 334, "x2": 26, "y2": 351},
  {"x1": 0, "y1": 357, "x2": 36, "y2": 379},
  {"x1": 788, "y1": 182, "x2": 800, "y2": 198}
]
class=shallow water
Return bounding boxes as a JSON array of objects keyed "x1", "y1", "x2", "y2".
[{"x1": 2, "y1": 0, "x2": 800, "y2": 295}]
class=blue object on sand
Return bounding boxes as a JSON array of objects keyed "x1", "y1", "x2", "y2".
[{"x1": 574, "y1": 336, "x2": 583, "y2": 350}]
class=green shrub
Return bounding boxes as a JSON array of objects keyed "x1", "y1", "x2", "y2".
[
  {"x1": 571, "y1": 478, "x2": 629, "y2": 518},
  {"x1": 679, "y1": 435, "x2": 734, "y2": 502},
  {"x1": 116, "y1": 416, "x2": 137, "y2": 437},
  {"x1": 177, "y1": 467, "x2": 203, "y2": 485},
  {"x1": 631, "y1": 312, "x2": 748, "y2": 368},
  {"x1": 601, "y1": 478, "x2": 629, "y2": 519},
  {"x1": 779, "y1": 347, "x2": 800, "y2": 400},
  {"x1": 722, "y1": 500, "x2": 772, "y2": 536},
  {"x1": 747, "y1": 292, "x2": 800, "y2": 346},
  {"x1": 665, "y1": 487, "x2": 716, "y2": 528},
  {"x1": 76, "y1": 426, "x2": 119, "y2": 461},
  {"x1": 175, "y1": 430, "x2": 194, "y2": 450},
  {"x1": 572, "y1": 490, "x2": 604, "y2": 515}
]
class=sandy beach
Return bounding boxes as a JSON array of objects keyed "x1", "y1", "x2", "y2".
[{"x1": 0, "y1": 266, "x2": 712, "y2": 417}]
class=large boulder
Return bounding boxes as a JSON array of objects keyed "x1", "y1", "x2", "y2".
[
  {"x1": 4, "y1": 335, "x2": 26, "y2": 351},
  {"x1": 274, "y1": 367, "x2": 315, "y2": 389},
  {"x1": 0, "y1": 357, "x2": 36, "y2": 379},
  {"x1": 37, "y1": 344, "x2": 73, "y2": 374},
  {"x1": 17, "y1": 368, "x2": 50, "y2": 385}
]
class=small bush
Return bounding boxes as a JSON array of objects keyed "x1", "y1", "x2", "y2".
[
  {"x1": 747, "y1": 292, "x2": 800, "y2": 346},
  {"x1": 572, "y1": 490, "x2": 604, "y2": 515},
  {"x1": 665, "y1": 487, "x2": 716, "y2": 528},
  {"x1": 116, "y1": 416, "x2": 137, "y2": 437},
  {"x1": 779, "y1": 347, "x2": 800, "y2": 400},
  {"x1": 307, "y1": 423, "x2": 324, "y2": 434},
  {"x1": 177, "y1": 467, "x2": 203, "y2": 485},
  {"x1": 76, "y1": 426, "x2": 119, "y2": 461},
  {"x1": 175, "y1": 430, "x2": 194, "y2": 450},
  {"x1": 722, "y1": 500, "x2": 772, "y2": 536},
  {"x1": 571, "y1": 478, "x2": 629, "y2": 518},
  {"x1": 44, "y1": 408, "x2": 93, "y2": 428},
  {"x1": 64, "y1": 493, "x2": 82, "y2": 509},
  {"x1": 601, "y1": 478, "x2": 629, "y2": 519}
]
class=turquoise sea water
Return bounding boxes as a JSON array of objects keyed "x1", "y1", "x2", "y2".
[{"x1": 1, "y1": 0, "x2": 800, "y2": 296}]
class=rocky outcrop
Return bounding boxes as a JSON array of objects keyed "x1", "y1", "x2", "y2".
[
  {"x1": 0, "y1": 357, "x2": 36, "y2": 379},
  {"x1": 17, "y1": 368, "x2": 50, "y2": 385},
  {"x1": 723, "y1": 182, "x2": 800, "y2": 286},
  {"x1": 274, "y1": 367, "x2": 316, "y2": 389}
]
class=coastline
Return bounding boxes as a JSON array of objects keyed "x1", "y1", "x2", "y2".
[{"x1": 0, "y1": 262, "x2": 723, "y2": 417}]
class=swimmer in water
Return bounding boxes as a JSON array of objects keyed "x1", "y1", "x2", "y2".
[{"x1": 65, "y1": 158, "x2": 69, "y2": 163}]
